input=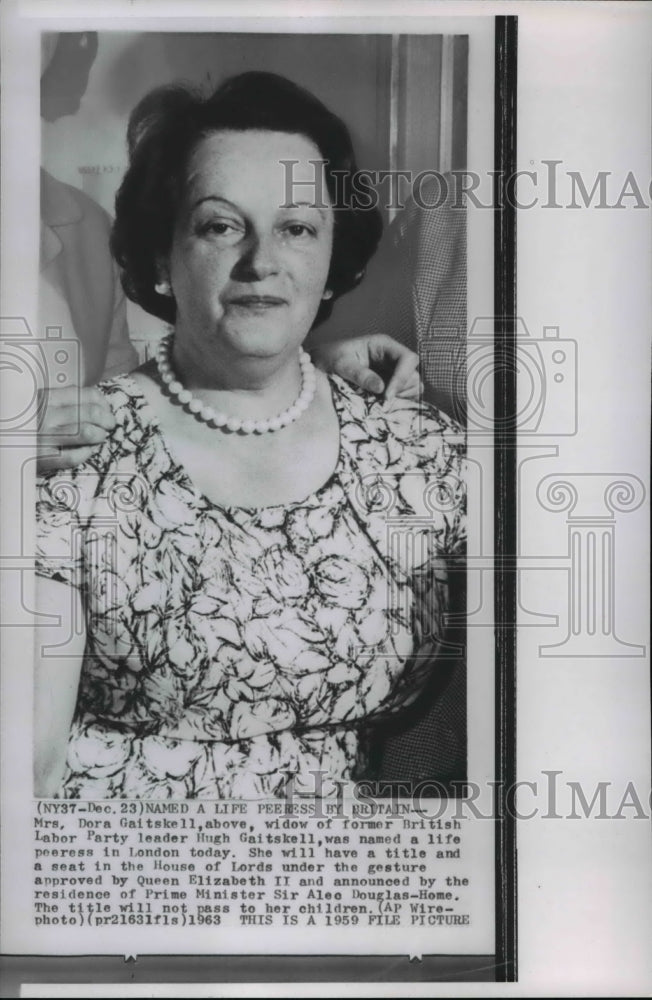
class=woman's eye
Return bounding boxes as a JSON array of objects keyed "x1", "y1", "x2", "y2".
[
  {"x1": 201, "y1": 220, "x2": 240, "y2": 236},
  {"x1": 284, "y1": 223, "x2": 314, "y2": 238}
]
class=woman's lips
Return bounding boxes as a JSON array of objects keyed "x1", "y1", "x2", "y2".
[{"x1": 227, "y1": 295, "x2": 286, "y2": 309}]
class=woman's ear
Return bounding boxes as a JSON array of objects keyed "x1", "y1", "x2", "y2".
[{"x1": 154, "y1": 263, "x2": 172, "y2": 297}]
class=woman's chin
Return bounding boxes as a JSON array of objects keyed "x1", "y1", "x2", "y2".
[{"x1": 217, "y1": 326, "x2": 304, "y2": 361}]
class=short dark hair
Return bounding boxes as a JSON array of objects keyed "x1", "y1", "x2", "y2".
[{"x1": 111, "y1": 71, "x2": 383, "y2": 327}]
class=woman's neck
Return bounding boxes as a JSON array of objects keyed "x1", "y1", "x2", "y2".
[{"x1": 168, "y1": 334, "x2": 305, "y2": 421}]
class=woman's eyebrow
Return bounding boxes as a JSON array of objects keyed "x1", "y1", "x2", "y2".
[
  {"x1": 191, "y1": 195, "x2": 240, "y2": 212},
  {"x1": 189, "y1": 197, "x2": 330, "y2": 218}
]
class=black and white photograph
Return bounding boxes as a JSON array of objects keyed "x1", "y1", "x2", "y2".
[
  {"x1": 33, "y1": 29, "x2": 473, "y2": 803},
  {"x1": 1, "y1": 1, "x2": 651, "y2": 997}
]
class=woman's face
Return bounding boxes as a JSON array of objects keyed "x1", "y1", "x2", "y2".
[{"x1": 166, "y1": 129, "x2": 334, "y2": 365}]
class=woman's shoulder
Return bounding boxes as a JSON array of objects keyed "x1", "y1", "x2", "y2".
[
  {"x1": 329, "y1": 372, "x2": 465, "y2": 465},
  {"x1": 94, "y1": 372, "x2": 157, "y2": 439},
  {"x1": 96, "y1": 371, "x2": 144, "y2": 409},
  {"x1": 328, "y1": 375, "x2": 465, "y2": 545},
  {"x1": 37, "y1": 374, "x2": 155, "y2": 494}
]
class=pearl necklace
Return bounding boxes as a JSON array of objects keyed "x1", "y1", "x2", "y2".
[{"x1": 155, "y1": 334, "x2": 317, "y2": 434}]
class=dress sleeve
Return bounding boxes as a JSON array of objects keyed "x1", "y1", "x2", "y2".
[
  {"x1": 362, "y1": 398, "x2": 466, "y2": 733},
  {"x1": 35, "y1": 463, "x2": 98, "y2": 590},
  {"x1": 384, "y1": 396, "x2": 467, "y2": 558}
]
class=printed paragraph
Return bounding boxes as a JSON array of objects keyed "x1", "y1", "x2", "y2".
[{"x1": 32, "y1": 800, "x2": 473, "y2": 931}]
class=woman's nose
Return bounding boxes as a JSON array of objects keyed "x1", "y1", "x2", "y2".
[{"x1": 235, "y1": 232, "x2": 279, "y2": 281}]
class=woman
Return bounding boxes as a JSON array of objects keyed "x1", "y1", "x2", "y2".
[{"x1": 35, "y1": 71, "x2": 465, "y2": 799}]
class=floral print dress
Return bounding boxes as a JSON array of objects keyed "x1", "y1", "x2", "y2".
[{"x1": 36, "y1": 374, "x2": 465, "y2": 799}]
